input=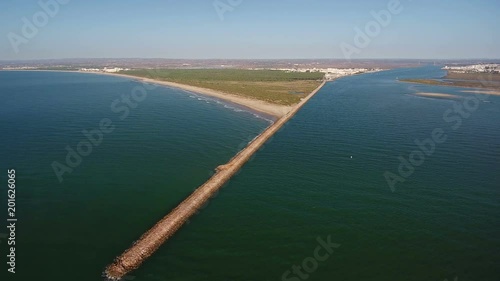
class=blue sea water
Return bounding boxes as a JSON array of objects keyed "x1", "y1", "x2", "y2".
[{"x1": 1, "y1": 67, "x2": 499, "y2": 281}]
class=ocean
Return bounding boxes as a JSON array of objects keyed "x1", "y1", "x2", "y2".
[{"x1": 0, "y1": 67, "x2": 499, "y2": 281}]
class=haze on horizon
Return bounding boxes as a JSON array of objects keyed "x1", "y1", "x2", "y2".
[{"x1": 0, "y1": 0, "x2": 499, "y2": 61}]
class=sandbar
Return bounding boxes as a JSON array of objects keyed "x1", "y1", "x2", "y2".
[
  {"x1": 461, "y1": 90, "x2": 500, "y2": 96},
  {"x1": 414, "y1": 92, "x2": 460, "y2": 100}
]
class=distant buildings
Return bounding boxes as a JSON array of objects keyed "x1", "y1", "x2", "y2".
[
  {"x1": 79, "y1": 68, "x2": 100, "y2": 72},
  {"x1": 322, "y1": 68, "x2": 381, "y2": 80},
  {"x1": 249, "y1": 67, "x2": 382, "y2": 80},
  {"x1": 79, "y1": 67, "x2": 129, "y2": 73},
  {"x1": 1, "y1": 66, "x2": 37, "y2": 70},
  {"x1": 443, "y1": 64, "x2": 500, "y2": 74}
]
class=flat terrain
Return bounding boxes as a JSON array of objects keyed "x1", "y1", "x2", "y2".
[
  {"x1": 120, "y1": 69, "x2": 324, "y2": 105},
  {"x1": 462, "y1": 90, "x2": 500, "y2": 96},
  {"x1": 446, "y1": 72, "x2": 500, "y2": 81},
  {"x1": 400, "y1": 72, "x2": 500, "y2": 90},
  {"x1": 414, "y1": 92, "x2": 460, "y2": 100}
]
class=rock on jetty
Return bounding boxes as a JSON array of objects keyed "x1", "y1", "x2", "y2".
[{"x1": 104, "y1": 81, "x2": 326, "y2": 280}]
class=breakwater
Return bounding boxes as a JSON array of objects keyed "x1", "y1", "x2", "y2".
[{"x1": 104, "y1": 81, "x2": 326, "y2": 280}]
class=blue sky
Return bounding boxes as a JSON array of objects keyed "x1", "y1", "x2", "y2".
[{"x1": 0, "y1": 0, "x2": 499, "y2": 60}]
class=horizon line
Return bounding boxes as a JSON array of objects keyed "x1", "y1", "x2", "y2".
[{"x1": 2, "y1": 57, "x2": 500, "y2": 62}]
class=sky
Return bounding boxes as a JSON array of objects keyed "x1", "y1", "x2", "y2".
[{"x1": 0, "y1": 0, "x2": 499, "y2": 60}]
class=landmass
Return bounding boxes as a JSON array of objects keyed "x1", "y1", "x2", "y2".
[
  {"x1": 413, "y1": 92, "x2": 460, "y2": 100},
  {"x1": 400, "y1": 63, "x2": 500, "y2": 91},
  {"x1": 103, "y1": 81, "x2": 327, "y2": 281},
  {"x1": 119, "y1": 69, "x2": 324, "y2": 105},
  {"x1": 103, "y1": 69, "x2": 324, "y2": 117},
  {"x1": 0, "y1": 58, "x2": 423, "y2": 70},
  {"x1": 1, "y1": 59, "x2": 386, "y2": 117},
  {"x1": 461, "y1": 90, "x2": 500, "y2": 96},
  {"x1": 110, "y1": 68, "x2": 382, "y2": 117}
]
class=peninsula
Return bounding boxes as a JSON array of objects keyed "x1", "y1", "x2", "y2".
[
  {"x1": 400, "y1": 64, "x2": 500, "y2": 94},
  {"x1": 103, "y1": 78, "x2": 327, "y2": 280},
  {"x1": 108, "y1": 69, "x2": 324, "y2": 118}
]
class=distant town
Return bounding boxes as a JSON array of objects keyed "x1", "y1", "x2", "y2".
[
  {"x1": 443, "y1": 64, "x2": 500, "y2": 74},
  {"x1": 250, "y1": 67, "x2": 382, "y2": 80},
  {"x1": 1, "y1": 59, "x2": 500, "y2": 81}
]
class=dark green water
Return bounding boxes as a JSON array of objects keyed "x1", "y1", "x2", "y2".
[{"x1": 1, "y1": 67, "x2": 499, "y2": 281}]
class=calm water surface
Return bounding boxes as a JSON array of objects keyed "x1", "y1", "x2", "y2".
[{"x1": 0, "y1": 67, "x2": 499, "y2": 281}]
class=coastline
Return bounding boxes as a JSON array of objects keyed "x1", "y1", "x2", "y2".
[
  {"x1": 104, "y1": 80, "x2": 327, "y2": 280},
  {"x1": 414, "y1": 92, "x2": 460, "y2": 100},
  {"x1": 461, "y1": 90, "x2": 500, "y2": 96},
  {"x1": 0, "y1": 69, "x2": 296, "y2": 118},
  {"x1": 400, "y1": 78, "x2": 500, "y2": 92},
  {"x1": 102, "y1": 72, "x2": 297, "y2": 118}
]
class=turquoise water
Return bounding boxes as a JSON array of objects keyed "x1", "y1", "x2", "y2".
[{"x1": 1, "y1": 67, "x2": 499, "y2": 281}]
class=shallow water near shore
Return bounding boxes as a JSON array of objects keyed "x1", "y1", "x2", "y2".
[{"x1": 1, "y1": 66, "x2": 499, "y2": 281}]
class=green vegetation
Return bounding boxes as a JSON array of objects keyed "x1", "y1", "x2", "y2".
[
  {"x1": 400, "y1": 79, "x2": 449, "y2": 86},
  {"x1": 400, "y1": 72, "x2": 500, "y2": 90},
  {"x1": 121, "y1": 69, "x2": 324, "y2": 105},
  {"x1": 446, "y1": 72, "x2": 500, "y2": 82}
]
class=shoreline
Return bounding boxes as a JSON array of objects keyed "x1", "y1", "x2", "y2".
[
  {"x1": 104, "y1": 80, "x2": 327, "y2": 280},
  {"x1": 101, "y1": 72, "x2": 295, "y2": 118},
  {"x1": 400, "y1": 78, "x2": 500, "y2": 92},
  {"x1": 1, "y1": 69, "x2": 299, "y2": 118},
  {"x1": 461, "y1": 90, "x2": 500, "y2": 96},
  {"x1": 413, "y1": 92, "x2": 460, "y2": 100}
]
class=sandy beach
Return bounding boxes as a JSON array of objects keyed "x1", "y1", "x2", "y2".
[
  {"x1": 104, "y1": 80, "x2": 326, "y2": 280},
  {"x1": 1, "y1": 69, "x2": 296, "y2": 118},
  {"x1": 461, "y1": 90, "x2": 500, "y2": 96},
  {"x1": 414, "y1": 92, "x2": 460, "y2": 99},
  {"x1": 98, "y1": 72, "x2": 296, "y2": 118}
]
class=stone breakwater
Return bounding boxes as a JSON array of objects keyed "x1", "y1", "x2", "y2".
[{"x1": 104, "y1": 81, "x2": 326, "y2": 280}]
